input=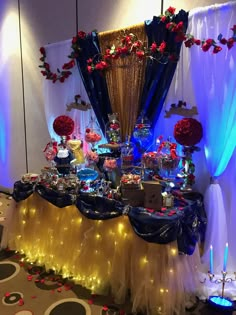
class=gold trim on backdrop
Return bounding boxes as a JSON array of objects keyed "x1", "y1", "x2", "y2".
[
  {"x1": 98, "y1": 23, "x2": 147, "y2": 141},
  {"x1": 98, "y1": 22, "x2": 144, "y2": 37}
]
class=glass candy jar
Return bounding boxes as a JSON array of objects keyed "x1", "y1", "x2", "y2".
[
  {"x1": 132, "y1": 114, "x2": 153, "y2": 151},
  {"x1": 43, "y1": 140, "x2": 58, "y2": 165},
  {"x1": 103, "y1": 157, "x2": 117, "y2": 172},
  {"x1": 105, "y1": 113, "x2": 121, "y2": 144},
  {"x1": 121, "y1": 136, "x2": 134, "y2": 168},
  {"x1": 85, "y1": 150, "x2": 99, "y2": 169},
  {"x1": 85, "y1": 116, "x2": 102, "y2": 148},
  {"x1": 157, "y1": 137, "x2": 180, "y2": 179},
  {"x1": 142, "y1": 151, "x2": 158, "y2": 170}
]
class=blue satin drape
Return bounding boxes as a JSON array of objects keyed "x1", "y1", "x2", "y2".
[
  {"x1": 140, "y1": 10, "x2": 189, "y2": 128},
  {"x1": 75, "y1": 12, "x2": 188, "y2": 134},
  {"x1": 13, "y1": 180, "x2": 205, "y2": 255},
  {"x1": 75, "y1": 32, "x2": 112, "y2": 134}
]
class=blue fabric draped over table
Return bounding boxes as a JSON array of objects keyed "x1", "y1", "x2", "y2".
[{"x1": 13, "y1": 181, "x2": 206, "y2": 255}]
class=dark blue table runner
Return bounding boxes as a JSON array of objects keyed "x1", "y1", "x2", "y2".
[{"x1": 12, "y1": 180, "x2": 206, "y2": 255}]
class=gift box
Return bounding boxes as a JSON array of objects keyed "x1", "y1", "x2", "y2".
[
  {"x1": 121, "y1": 187, "x2": 144, "y2": 207},
  {"x1": 142, "y1": 181, "x2": 162, "y2": 210}
]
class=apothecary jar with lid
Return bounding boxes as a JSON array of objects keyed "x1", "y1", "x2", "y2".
[{"x1": 105, "y1": 113, "x2": 121, "y2": 144}]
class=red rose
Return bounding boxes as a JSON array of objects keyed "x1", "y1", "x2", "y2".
[
  {"x1": 137, "y1": 124, "x2": 144, "y2": 129},
  {"x1": 135, "y1": 41, "x2": 142, "y2": 48},
  {"x1": 136, "y1": 50, "x2": 145, "y2": 59},
  {"x1": 175, "y1": 21, "x2": 184, "y2": 32},
  {"x1": 167, "y1": 6, "x2": 176, "y2": 15},
  {"x1": 112, "y1": 53, "x2": 119, "y2": 59},
  {"x1": 77, "y1": 31, "x2": 86, "y2": 39},
  {"x1": 40, "y1": 47, "x2": 45, "y2": 55},
  {"x1": 95, "y1": 63, "x2": 103, "y2": 70},
  {"x1": 205, "y1": 39, "x2": 212, "y2": 45},
  {"x1": 121, "y1": 46, "x2": 129, "y2": 54},
  {"x1": 69, "y1": 60, "x2": 75, "y2": 68},
  {"x1": 104, "y1": 54, "x2": 112, "y2": 60},
  {"x1": 64, "y1": 71, "x2": 71, "y2": 78},
  {"x1": 230, "y1": 25, "x2": 236, "y2": 32},
  {"x1": 125, "y1": 35, "x2": 132, "y2": 43},
  {"x1": 87, "y1": 65, "x2": 93, "y2": 73},
  {"x1": 227, "y1": 38, "x2": 234, "y2": 49},
  {"x1": 194, "y1": 39, "x2": 201, "y2": 45},
  {"x1": 72, "y1": 36, "x2": 77, "y2": 44},
  {"x1": 184, "y1": 38, "x2": 194, "y2": 48},
  {"x1": 62, "y1": 63, "x2": 68, "y2": 70},
  {"x1": 151, "y1": 42, "x2": 157, "y2": 53},
  {"x1": 159, "y1": 41, "x2": 166, "y2": 53},
  {"x1": 220, "y1": 38, "x2": 227, "y2": 45},
  {"x1": 100, "y1": 61, "x2": 109, "y2": 69},
  {"x1": 201, "y1": 43, "x2": 211, "y2": 52},
  {"x1": 175, "y1": 33, "x2": 186, "y2": 42},
  {"x1": 213, "y1": 46, "x2": 222, "y2": 54},
  {"x1": 116, "y1": 47, "x2": 122, "y2": 55},
  {"x1": 161, "y1": 16, "x2": 167, "y2": 22},
  {"x1": 44, "y1": 62, "x2": 50, "y2": 70},
  {"x1": 166, "y1": 22, "x2": 175, "y2": 31}
]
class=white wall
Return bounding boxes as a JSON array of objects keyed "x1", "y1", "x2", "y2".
[
  {"x1": 0, "y1": 0, "x2": 230, "y2": 191},
  {"x1": 0, "y1": 1, "x2": 25, "y2": 190}
]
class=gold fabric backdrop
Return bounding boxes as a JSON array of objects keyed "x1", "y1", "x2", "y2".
[{"x1": 99, "y1": 24, "x2": 147, "y2": 141}]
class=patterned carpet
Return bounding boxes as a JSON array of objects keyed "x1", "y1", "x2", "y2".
[
  {"x1": 0, "y1": 249, "x2": 133, "y2": 315},
  {"x1": 2, "y1": 249, "x2": 236, "y2": 315}
]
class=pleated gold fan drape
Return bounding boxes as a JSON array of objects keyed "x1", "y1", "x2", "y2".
[{"x1": 98, "y1": 24, "x2": 147, "y2": 141}]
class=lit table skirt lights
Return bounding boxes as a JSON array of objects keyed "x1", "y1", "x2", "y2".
[{"x1": 8, "y1": 185, "x2": 204, "y2": 315}]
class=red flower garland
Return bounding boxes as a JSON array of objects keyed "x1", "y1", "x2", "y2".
[
  {"x1": 53, "y1": 115, "x2": 75, "y2": 136},
  {"x1": 86, "y1": 6, "x2": 236, "y2": 73},
  {"x1": 39, "y1": 31, "x2": 86, "y2": 83},
  {"x1": 174, "y1": 118, "x2": 203, "y2": 146},
  {"x1": 39, "y1": 47, "x2": 75, "y2": 83},
  {"x1": 39, "y1": 7, "x2": 236, "y2": 78}
]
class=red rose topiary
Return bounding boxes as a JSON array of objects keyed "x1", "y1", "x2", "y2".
[
  {"x1": 53, "y1": 115, "x2": 75, "y2": 136},
  {"x1": 174, "y1": 118, "x2": 203, "y2": 146}
]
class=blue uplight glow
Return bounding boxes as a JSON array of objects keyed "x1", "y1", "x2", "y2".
[
  {"x1": 209, "y1": 296, "x2": 233, "y2": 308},
  {"x1": 203, "y1": 75, "x2": 236, "y2": 177},
  {"x1": 0, "y1": 112, "x2": 6, "y2": 163}
]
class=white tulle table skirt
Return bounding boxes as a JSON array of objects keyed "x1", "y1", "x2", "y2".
[{"x1": 8, "y1": 193, "x2": 202, "y2": 315}]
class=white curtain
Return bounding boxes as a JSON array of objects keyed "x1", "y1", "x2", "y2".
[
  {"x1": 43, "y1": 39, "x2": 106, "y2": 153},
  {"x1": 187, "y1": 1, "x2": 236, "y2": 274}
]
